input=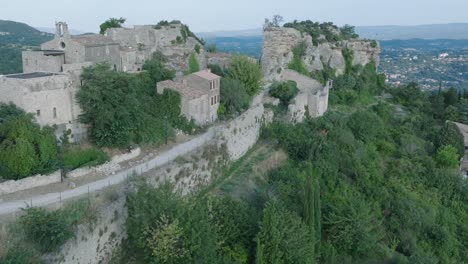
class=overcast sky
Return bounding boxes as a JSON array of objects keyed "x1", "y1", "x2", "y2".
[{"x1": 1, "y1": 0, "x2": 467, "y2": 33}]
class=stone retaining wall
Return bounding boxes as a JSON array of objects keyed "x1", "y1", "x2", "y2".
[{"x1": 0, "y1": 171, "x2": 61, "y2": 196}]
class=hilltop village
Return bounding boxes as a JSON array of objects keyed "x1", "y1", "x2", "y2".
[
  {"x1": 1, "y1": 16, "x2": 467, "y2": 264},
  {"x1": 0, "y1": 20, "x2": 379, "y2": 144}
]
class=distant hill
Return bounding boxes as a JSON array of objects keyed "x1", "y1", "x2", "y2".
[
  {"x1": 355, "y1": 23, "x2": 468, "y2": 40},
  {"x1": 0, "y1": 20, "x2": 53, "y2": 74},
  {"x1": 0, "y1": 20, "x2": 53, "y2": 46}
]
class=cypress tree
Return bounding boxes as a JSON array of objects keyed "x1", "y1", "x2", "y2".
[{"x1": 314, "y1": 179, "x2": 322, "y2": 257}]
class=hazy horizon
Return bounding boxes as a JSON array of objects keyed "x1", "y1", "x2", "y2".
[{"x1": 1, "y1": 0, "x2": 468, "y2": 33}]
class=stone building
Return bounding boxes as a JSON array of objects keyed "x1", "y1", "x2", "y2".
[
  {"x1": 156, "y1": 70, "x2": 220, "y2": 125},
  {"x1": 0, "y1": 72, "x2": 87, "y2": 141},
  {"x1": 23, "y1": 22, "x2": 121, "y2": 73},
  {"x1": 0, "y1": 21, "x2": 212, "y2": 142}
]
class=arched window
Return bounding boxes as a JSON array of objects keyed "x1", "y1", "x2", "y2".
[{"x1": 53, "y1": 107, "x2": 57, "y2": 118}]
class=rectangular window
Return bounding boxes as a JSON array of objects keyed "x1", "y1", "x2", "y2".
[
  {"x1": 211, "y1": 97, "x2": 214, "y2": 106},
  {"x1": 36, "y1": 110, "x2": 40, "y2": 116}
]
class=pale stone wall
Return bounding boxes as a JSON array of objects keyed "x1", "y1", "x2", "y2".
[
  {"x1": 0, "y1": 74, "x2": 74, "y2": 127},
  {"x1": 217, "y1": 92, "x2": 267, "y2": 160},
  {"x1": 84, "y1": 44, "x2": 122, "y2": 71},
  {"x1": 279, "y1": 69, "x2": 331, "y2": 122},
  {"x1": 22, "y1": 51, "x2": 64, "y2": 73},
  {"x1": 0, "y1": 171, "x2": 61, "y2": 195},
  {"x1": 41, "y1": 37, "x2": 86, "y2": 64}
]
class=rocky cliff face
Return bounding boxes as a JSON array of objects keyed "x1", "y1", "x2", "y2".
[{"x1": 261, "y1": 27, "x2": 380, "y2": 81}]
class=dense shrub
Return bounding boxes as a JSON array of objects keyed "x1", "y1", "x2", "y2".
[
  {"x1": 269, "y1": 80, "x2": 299, "y2": 105},
  {"x1": 228, "y1": 55, "x2": 262, "y2": 96},
  {"x1": 61, "y1": 147, "x2": 109, "y2": 170},
  {"x1": 78, "y1": 58, "x2": 194, "y2": 148},
  {"x1": 186, "y1": 52, "x2": 200, "y2": 74},
  {"x1": 219, "y1": 78, "x2": 250, "y2": 118},
  {"x1": 19, "y1": 207, "x2": 74, "y2": 252},
  {"x1": 288, "y1": 41, "x2": 310, "y2": 76},
  {"x1": 0, "y1": 103, "x2": 58, "y2": 179}
]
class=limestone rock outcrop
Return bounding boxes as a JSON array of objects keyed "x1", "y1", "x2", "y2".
[{"x1": 261, "y1": 27, "x2": 380, "y2": 81}]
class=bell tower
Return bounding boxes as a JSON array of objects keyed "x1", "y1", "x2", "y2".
[{"x1": 55, "y1": 22, "x2": 70, "y2": 38}]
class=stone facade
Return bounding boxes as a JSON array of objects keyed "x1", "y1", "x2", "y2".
[
  {"x1": 261, "y1": 27, "x2": 380, "y2": 81},
  {"x1": 156, "y1": 70, "x2": 220, "y2": 125},
  {"x1": 24, "y1": 22, "x2": 122, "y2": 72},
  {"x1": 0, "y1": 72, "x2": 87, "y2": 140}
]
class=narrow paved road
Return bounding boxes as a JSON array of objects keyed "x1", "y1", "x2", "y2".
[{"x1": 0, "y1": 128, "x2": 216, "y2": 216}]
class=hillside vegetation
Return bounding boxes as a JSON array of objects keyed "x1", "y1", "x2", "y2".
[
  {"x1": 107, "y1": 55, "x2": 468, "y2": 263},
  {"x1": 0, "y1": 20, "x2": 53, "y2": 74}
]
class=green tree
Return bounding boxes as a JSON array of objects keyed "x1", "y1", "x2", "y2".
[
  {"x1": 256, "y1": 201, "x2": 315, "y2": 264},
  {"x1": 269, "y1": 81, "x2": 299, "y2": 106},
  {"x1": 436, "y1": 122, "x2": 464, "y2": 157},
  {"x1": 340, "y1": 25, "x2": 359, "y2": 39},
  {"x1": 442, "y1": 87, "x2": 459, "y2": 107},
  {"x1": 145, "y1": 216, "x2": 189, "y2": 264},
  {"x1": 228, "y1": 56, "x2": 262, "y2": 96},
  {"x1": 0, "y1": 105, "x2": 58, "y2": 179},
  {"x1": 444, "y1": 105, "x2": 459, "y2": 121},
  {"x1": 324, "y1": 193, "x2": 383, "y2": 258},
  {"x1": 220, "y1": 78, "x2": 250, "y2": 118},
  {"x1": 99, "y1": 17, "x2": 126, "y2": 34},
  {"x1": 142, "y1": 52, "x2": 175, "y2": 85},
  {"x1": 435, "y1": 145, "x2": 459, "y2": 168}
]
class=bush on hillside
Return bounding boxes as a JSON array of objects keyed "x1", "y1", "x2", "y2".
[
  {"x1": 269, "y1": 80, "x2": 299, "y2": 106},
  {"x1": 61, "y1": 147, "x2": 109, "y2": 170}
]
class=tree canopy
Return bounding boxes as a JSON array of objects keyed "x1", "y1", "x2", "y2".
[{"x1": 99, "y1": 17, "x2": 126, "y2": 34}]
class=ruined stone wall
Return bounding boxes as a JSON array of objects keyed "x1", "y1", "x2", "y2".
[
  {"x1": 261, "y1": 27, "x2": 380, "y2": 81},
  {"x1": 107, "y1": 24, "x2": 207, "y2": 74},
  {"x1": 217, "y1": 92, "x2": 267, "y2": 160},
  {"x1": 279, "y1": 69, "x2": 330, "y2": 122},
  {"x1": 22, "y1": 51, "x2": 64, "y2": 73}
]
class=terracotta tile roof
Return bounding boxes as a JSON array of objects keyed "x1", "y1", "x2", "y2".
[
  {"x1": 71, "y1": 34, "x2": 118, "y2": 46},
  {"x1": 193, "y1": 70, "x2": 220, "y2": 81},
  {"x1": 157, "y1": 80, "x2": 206, "y2": 100}
]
